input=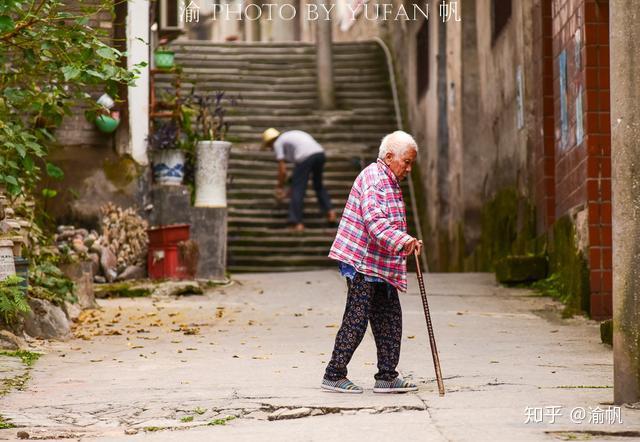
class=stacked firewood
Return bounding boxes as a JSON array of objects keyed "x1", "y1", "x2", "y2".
[
  {"x1": 54, "y1": 203, "x2": 148, "y2": 283},
  {"x1": 99, "y1": 203, "x2": 148, "y2": 272}
]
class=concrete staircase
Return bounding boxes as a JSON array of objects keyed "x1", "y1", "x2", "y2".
[{"x1": 160, "y1": 40, "x2": 413, "y2": 272}]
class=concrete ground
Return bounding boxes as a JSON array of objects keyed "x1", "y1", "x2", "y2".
[{"x1": 1, "y1": 270, "x2": 639, "y2": 441}]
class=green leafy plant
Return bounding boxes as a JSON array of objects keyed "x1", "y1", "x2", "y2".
[
  {"x1": 180, "y1": 90, "x2": 238, "y2": 142},
  {"x1": 0, "y1": 415, "x2": 15, "y2": 429},
  {"x1": 0, "y1": 0, "x2": 143, "y2": 197},
  {"x1": 207, "y1": 416, "x2": 235, "y2": 426},
  {"x1": 0, "y1": 350, "x2": 41, "y2": 366},
  {"x1": 29, "y1": 261, "x2": 76, "y2": 306},
  {"x1": 180, "y1": 415, "x2": 194, "y2": 423},
  {"x1": 0, "y1": 276, "x2": 30, "y2": 324}
]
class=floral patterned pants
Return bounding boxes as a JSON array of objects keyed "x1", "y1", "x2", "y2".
[{"x1": 324, "y1": 272, "x2": 402, "y2": 382}]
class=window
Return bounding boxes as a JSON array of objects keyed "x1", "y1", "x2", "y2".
[
  {"x1": 416, "y1": 19, "x2": 429, "y2": 98},
  {"x1": 492, "y1": 0, "x2": 511, "y2": 42},
  {"x1": 160, "y1": 0, "x2": 185, "y2": 30}
]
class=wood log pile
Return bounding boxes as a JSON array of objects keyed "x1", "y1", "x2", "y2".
[
  {"x1": 99, "y1": 203, "x2": 148, "y2": 273},
  {"x1": 55, "y1": 203, "x2": 148, "y2": 283}
]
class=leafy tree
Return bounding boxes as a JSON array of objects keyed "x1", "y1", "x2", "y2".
[{"x1": 0, "y1": 0, "x2": 144, "y2": 197}]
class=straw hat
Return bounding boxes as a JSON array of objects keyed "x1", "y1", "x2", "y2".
[{"x1": 262, "y1": 128, "x2": 281, "y2": 146}]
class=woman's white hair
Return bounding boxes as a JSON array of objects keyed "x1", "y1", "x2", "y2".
[{"x1": 378, "y1": 130, "x2": 418, "y2": 159}]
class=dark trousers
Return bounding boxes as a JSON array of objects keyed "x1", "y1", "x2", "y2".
[
  {"x1": 289, "y1": 152, "x2": 332, "y2": 224},
  {"x1": 324, "y1": 273, "x2": 402, "y2": 382}
]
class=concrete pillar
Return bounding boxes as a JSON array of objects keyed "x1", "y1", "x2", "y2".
[
  {"x1": 610, "y1": 0, "x2": 640, "y2": 405},
  {"x1": 315, "y1": 0, "x2": 335, "y2": 110},
  {"x1": 126, "y1": 0, "x2": 150, "y2": 166},
  {"x1": 269, "y1": 0, "x2": 296, "y2": 41},
  {"x1": 244, "y1": 0, "x2": 261, "y2": 42}
]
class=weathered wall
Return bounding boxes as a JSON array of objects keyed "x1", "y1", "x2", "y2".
[
  {"x1": 49, "y1": 0, "x2": 139, "y2": 226},
  {"x1": 379, "y1": 0, "x2": 539, "y2": 271}
]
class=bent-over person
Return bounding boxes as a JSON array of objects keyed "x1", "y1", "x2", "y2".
[{"x1": 262, "y1": 128, "x2": 337, "y2": 231}]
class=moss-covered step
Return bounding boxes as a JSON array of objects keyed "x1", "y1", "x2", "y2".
[
  {"x1": 495, "y1": 255, "x2": 548, "y2": 284},
  {"x1": 600, "y1": 319, "x2": 613, "y2": 346},
  {"x1": 94, "y1": 280, "x2": 203, "y2": 298}
]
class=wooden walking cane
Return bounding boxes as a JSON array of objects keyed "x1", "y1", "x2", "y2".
[{"x1": 414, "y1": 249, "x2": 445, "y2": 396}]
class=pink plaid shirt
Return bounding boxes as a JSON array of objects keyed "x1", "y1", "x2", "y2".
[{"x1": 328, "y1": 159, "x2": 413, "y2": 291}]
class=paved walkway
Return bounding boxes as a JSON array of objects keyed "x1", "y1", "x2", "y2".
[{"x1": 1, "y1": 271, "x2": 638, "y2": 441}]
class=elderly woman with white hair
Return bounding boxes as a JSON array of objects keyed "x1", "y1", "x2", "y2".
[{"x1": 321, "y1": 130, "x2": 423, "y2": 394}]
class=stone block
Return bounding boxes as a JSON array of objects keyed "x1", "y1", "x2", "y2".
[
  {"x1": 60, "y1": 261, "x2": 97, "y2": 309},
  {"x1": 147, "y1": 185, "x2": 226, "y2": 280},
  {"x1": 600, "y1": 319, "x2": 612, "y2": 346},
  {"x1": 495, "y1": 255, "x2": 548, "y2": 284},
  {"x1": 23, "y1": 297, "x2": 71, "y2": 340}
]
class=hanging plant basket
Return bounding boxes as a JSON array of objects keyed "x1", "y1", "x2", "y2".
[
  {"x1": 95, "y1": 114, "x2": 120, "y2": 133},
  {"x1": 154, "y1": 50, "x2": 175, "y2": 69}
]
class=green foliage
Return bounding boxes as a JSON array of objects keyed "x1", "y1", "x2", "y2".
[
  {"x1": 29, "y1": 261, "x2": 76, "y2": 306},
  {"x1": 547, "y1": 216, "x2": 590, "y2": 316},
  {"x1": 180, "y1": 415, "x2": 194, "y2": 423},
  {"x1": 0, "y1": 0, "x2": 143, "y2": 196},
  {"x1": 143, "y1": 426, "x2": 162, "y2": 432},
  {"x1": 208, "y1": 416, "x2": 235, "y2": 426},
  {"x1": 0, "y1": 275, "x2": 30, "y2": 323},
  {"x1": 0, "y1": 350, "x2": 42, "y2": 366},
  {"x1": 0, "y1": 414, "x2": 15, "y2": 429}
]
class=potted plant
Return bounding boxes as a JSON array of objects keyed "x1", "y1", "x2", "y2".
[
  {"x1": 180, "y1": 90, "x2": 237, "y2": 208},
  {"x1": 149, "y1": 120, "x2": 186, "y2": 185},
  {"x1": 154, "y1": 38, "x2": 175, "y2": 69}
]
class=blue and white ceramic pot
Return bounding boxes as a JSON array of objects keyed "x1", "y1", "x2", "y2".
[{"x1": 152, "y1": 149, "x2": 185, "y2": 185}]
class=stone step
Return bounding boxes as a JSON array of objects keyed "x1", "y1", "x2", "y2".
[
  {"x1": 172, "y1": 40, "x2": 379, "y2": 48},
  {"x1": 158, "y1": 71, "x2": 387, "y2": 85},
  {"x1": 229, "y1": 123, "x2": 396, "y2": 135},
  {"x1": 228, "y1": 106, "x2": 395, "y2": 117},
  {"x1": 155, "y1": 83, "x2": 391, "y2": 100},
  {"x1": 228, "y1": 235, "x2": 333, "y2": 247},
  {"x1": 229, "y1": 177, "x2": 356, "y2": 190},
  {"x1": 228, "y1": 215, "x2": 338, "y2": 227},
  {"x1": 227, "y1": 254, "x2": 334, "y2": 267},
  {"x1": 154, "y1": 79, "x2": 390, "y2": 93},
  {"x1": 229, "y1": 131, "x2": 391, "y2": 145},
  {"x1": 173, "y1": 51, "x2": 383, "y2": 63},
  {"x1": 228, "y1": 265, "x2": 332, "y2": 273},
  {"x1": 228, "y1": 226, "x2": 338, "y2": 237},
  {"x1": 229, "y1": 245, "x2": 331, "y2": 256},
  {"x1": 227, "y1": 188, "x2": 351, "y2": 201},
  {"x1": 174, "y1": 58, "x2": 385, "y2": 71},
  {"x1": 219, "y1": 114, "x2": 393, "y2": 127},
  {"x1": 228, "y1": 168, "x2": 359, "y2": 180},
  {"x1": 228, "y1": 207, "x2": 344, "y2": 217},
  {"x1": 226, "y1": 197, "x2": 348, "y2": 209}
]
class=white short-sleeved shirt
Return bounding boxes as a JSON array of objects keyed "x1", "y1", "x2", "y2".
[{"x1": 273, "y1": 130, "x2": 324, "y2": 164}]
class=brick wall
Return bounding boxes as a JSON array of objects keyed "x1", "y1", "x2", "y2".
[
  {"x1": 548, "y1": 0, "x2": 611, "y2": 319},
  {"x1": 533, "y1": 1, "x2": 556, "y2": 234},
  {"x1": 583, "y1": 0, "x2": 611, "y2": 319}
]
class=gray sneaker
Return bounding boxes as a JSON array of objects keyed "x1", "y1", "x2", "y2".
[
  {"x1": 321, "y1": 377, "x2": 364, "y2": 394},
  {"x1": 373, "y1": 377, "x2": 418, "y2": 393}
]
